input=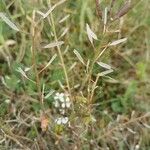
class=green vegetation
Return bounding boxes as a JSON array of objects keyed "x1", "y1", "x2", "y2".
[{"x1": 0, "y1": 0, "x2": 150, "y2": 149}]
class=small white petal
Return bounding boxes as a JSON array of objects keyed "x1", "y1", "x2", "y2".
[
  {"x1": 59, "y1": 97, "x2": 65, "y2": 102},
  {"x1": 55, "y1": 92, "x2": 59, "y2": 96},
  {"x1": 61, "y1": 103, "x2": 66, "y2": 108},
  {"x1": 66, "y1": 102, "x2": 71, "y2": 108},
  {"x1": 59, "y1": 109, "x2": 65, "y2": 115},
  {"x1": 54, "y1": 101, "x2": 59, "y2": 108},
  {"x1": 60, "y1": 93, "x2": 64, "y2": 97},
  {"x1": 55, "y1": 118, "x2": 62, "y2": 125},
  {"x1": 62, "y1": 117, "x2": 68, "y2": 124},
  {"x1": 65, "y1": 97, "x2": 70, "y2": 102}
]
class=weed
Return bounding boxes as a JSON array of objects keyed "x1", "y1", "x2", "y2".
[{"x1": 0, "y1": 0, "x2": 150, "y2": 149}]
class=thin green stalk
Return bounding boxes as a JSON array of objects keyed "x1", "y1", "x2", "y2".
[
  {"x1": 31, "y1": 11, "x2": 42, "y2": 105},
  {"x1": 80, "y1": 45, "x2": 108, "y2": 91},
  {"x1": 49, "y1": 0, "x2": 71, "y2": 96}
]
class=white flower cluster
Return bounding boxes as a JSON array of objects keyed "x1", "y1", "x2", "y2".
[
  {"x1": 53, "y1": 92, "x2": 71, "y2": 125},
  {"x1": 55, "y1": 117, "x2": 68, "y2": 125},
  {"x1": 54, "y1": 93, "x2": 71, "y2": 109}
]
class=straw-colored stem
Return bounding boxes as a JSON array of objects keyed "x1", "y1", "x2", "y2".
[
  {"x1": 49, "y1": 0, "x2": 71, "y2": 96},
  {"x1": 95, "y1": 0, "x2": 102, "y2": 19},
  {"x1": 31, "y1": 11, "x2": 42, "y2": 105}
]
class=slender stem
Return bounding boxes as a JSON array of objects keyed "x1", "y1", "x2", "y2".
[
  {"x1": 49, "y1": 1, "x2": 71, "y2": 96},
  {"x1": 109, "y1": 0, "x2": 116, "y2": 17},
  {"x1": 31, "y1": 11, "x2": 42, "y2": 104},
  {"x1": 95, "y1": 0, "x2": 102, "y2": 19},
  {"x1": 89, "y1": 74, "x2": 100, "y2": 103},
  {"x1": 80, "y1": 45, "x2": 108, "y2": 91}
]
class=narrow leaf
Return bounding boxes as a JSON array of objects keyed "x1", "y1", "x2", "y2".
[
  {"x1": 59, "y1": 27, "x2": 69, "y2": 38},
  {"x1": 43, "y1": 41, "x2": 64, "y2": 48},
  {"x1": 109, "y1": 38, "x2": 127, "y2": 46},
  {"x1": 40, "y1": 0, "x2": 66, "y2": 19},
  {"x1": 39, "y1": 54, "x2": 57, "y2": 74},
  {"x1": 59, "y1": 14, "x2": 70, "y2": 23},
  {"x1": 104, "y1": 7, "x2": 108, "y2": 25},
  {"x1": 98, "y1": 69, "x2": 113, "y2": 76},
  {"x1": 36, "y1": 10, "x2": 45, "y2": 17},
  {"x1": 86, "y1": 24, "x2": 98, "y2": 44},
  {"x1": 0, "y1": 12, "x2": 19, "y2": 31},
  {"x1": 16, "y1": 67, "x2": 35, "y2": 83},
  {"x1": 73, "y1": 49, "x2": 85, "y2": 65},
  {"x1": 97, "y1": 62, "x2": 111, "y2": 70},
  {"x1": 45, "y1": 90, "x2": 55, "y2": 99}
]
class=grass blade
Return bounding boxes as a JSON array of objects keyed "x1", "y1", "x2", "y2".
[
  {"x1": 73, "y1": 49, "x2": 85, "y2": 65},
  {"x1": 98, "y1": 69, "x2": 113, "y2": 76},
  {"x1": 0, "y1": 12, "x2": 19, "y2": 31},
  {"x1": 43, "y1": 41, "x2": 64, "y2": 49},
  {"x1": 109, "y1": 38, "x2": 127, "y2": 46},
  {"x1": 97, "y1": 62, "x2": 112, "y2": 70}
]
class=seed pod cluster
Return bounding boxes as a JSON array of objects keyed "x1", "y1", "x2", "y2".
[
  {"x1": 95, "y1": 0, "x2": 133, "y2": 21},
  {"x1": 114, "y1": 1, "x2": 132, "y2": 20}
]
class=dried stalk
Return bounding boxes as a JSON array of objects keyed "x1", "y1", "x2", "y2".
[
  {"x1": 31, "y1": 11, "x2": 42, "y2": 105},
  {"x1": 109, "y1": 0, "x2": 116, "y2": 16},
  {"x1": 98, "y1": 113, "x2": 150, "y2": 140},
  {"x1": 95, "y1": 0, "x2": 102, "y2": 19}
]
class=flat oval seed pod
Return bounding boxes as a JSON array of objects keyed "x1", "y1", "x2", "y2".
[{"x1": 114, "y1": 1, "x2": 132, "y2": 20}]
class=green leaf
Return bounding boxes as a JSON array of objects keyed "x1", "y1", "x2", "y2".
[
  {"x1": 0, "y1": 102, "x2": 8, "y2": 117},
  {"x1": 51, "y1": 68, "x2": 64, "y2": 81},
  {"x1": 5, "y1": 75, "x2": 20, "y2": 91},
  {"x1": 121, "y1": 81, "x2": 137, "y2": 110},
  {"x1": 31, "y1": 102, "x2": 41, "y2": 113},
  {"x1": 136, "y1": 62, "x2": 147, "y2": 80},
  {"x1": 111, "y1": 99, "x2": 124, "y2": 113}
]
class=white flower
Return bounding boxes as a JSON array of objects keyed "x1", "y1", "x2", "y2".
[
  {"x1": 54, "y1": 93, "x2": 60, "y2": 99},
  {"x1": 59, "y1": 96, "x2": 65, "y2": 102},
  {"x1": 61, "y1": 117, "x2": 68, "y2": 124},
  {"x1": 59, "y1": 93, "x2": 64, "y2": 97},
  {"x1": 59, "y1": 109, "x2": 65, "y2": 115},
  {"x1": 55, "y1": 118, "x2": 62, "y2": 125},
  {"x1": 55, "y1": 117, "x2": 69, "y2": 125},
  {"x1": 66, "y1": 101, "x2": 71, "y2": 108},
  {"x1": 66, "y1": 97, "x2": 70, "y2": 102},
  {"x1": 55, "y1": 92, "x2": 60, "y2": 96},
  {"x1": 53, "y1": 92, "x2": 71, "y2": 108},
  {"x1": 58, "y1": 93, "x2": 65, "y2": 102},
  {"x1": 54, "y1": 100, "x2": 59, "y2": 108},
  {"x1": 54, "y1": 93, "x2": 65, "y2": 102},
  {"x1": 61, "y1": 103, "x2": 66, "y2": 108}
]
